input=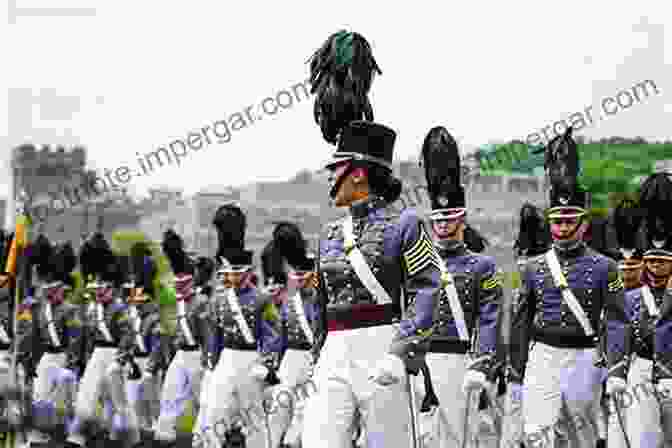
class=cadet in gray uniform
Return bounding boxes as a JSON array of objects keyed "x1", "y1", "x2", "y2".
[
  {"x1": 417, "y1": 126, "x2": 503, "y2": 448},
  {"x1": 124, "y1": 242, "x2": 162, "y2": 437},
  {"x1": 260, "y1": 222, "x2": 320, "y2": 448},
  {"x1": 66, "y1": 233, "x2": 141, "y2": 447},
  {"x1": 19, "y1": 237, "x2": 82, "y2": 447},
  {"x1": 302, "y1": 30, "x2": 441, "y2": 448},
  {"x1": 0, "y1": 230, "x2": 15, "y2": 424},
  {"x1": 154, "y1": 230, "x2": 208, "y2": 447}
]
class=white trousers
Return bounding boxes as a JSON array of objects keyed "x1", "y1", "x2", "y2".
[
  {"x1": 193, "y1": 348, "x2": 267, "y2": 448},
  {"x1": 154, "y1": 349, "x2": 203, "y2": 441},
  {"x1": 67, "y1": 347, "x2": 140, "y2": 446},
  {"x1": 416, "y1": 352, "x2": 501, "y2": 448},
  {"x1": 126, "y1": 356, "x2": 161, "y2": 431},
  {"x1": 607, "y1": 355, "x2": 672, "y2": 448},
  {"x1": 301, "y1": 325, "x2": 415, "y2": 448},
  {"x1": 523, "y1": 342, "x2": 604, "y2": 448},
  {"x1": 0, "y1": 349, "x2": 11, "y2": 389},
  {"x1": 27, "y1": 352, "x2": 77, "y2": 444},
  {"x1": 266, "y1": 348, "x2": 315, "y2": 447}
]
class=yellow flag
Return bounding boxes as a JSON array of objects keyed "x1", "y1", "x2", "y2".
[{"x1": 4, "y1": 215, "x2": 29, "y2": 278}]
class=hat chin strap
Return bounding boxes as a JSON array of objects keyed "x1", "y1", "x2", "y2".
[{"x1": 329, "y1": 163, "x2": 354, "y2": 199}]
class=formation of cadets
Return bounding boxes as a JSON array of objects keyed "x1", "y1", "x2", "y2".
[{"x1": 1, "y1": 29, "x2": 672, "y2": 448}]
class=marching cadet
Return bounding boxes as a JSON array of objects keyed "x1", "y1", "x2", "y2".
[
  {"x1": 417, "y1": 126, "x2": 503, "y2": 448},
  {"x1": 612, "y1": 198, "x2": 646, "y2": 292},
  {"x1": 154, "y1": 230, "x2": 208, "y2": 447},
  {"x1": 511, "y1": 128, "x2": 630, "y2": 448},
  {"x1": 501, "y1": 202, "x2": 553, "y2": 447},
  {"x1": 194, "y1": 203, "x2": 284, "y2": 448},
  {"x1": 608, "y1": 173, "x2": 672, "y2": 448},
  {"x1": 0, "y1": 230, "x2": 15, "y2": 416},
  {"x1": 125, "y1": 241, "x2": 163, "y2": 440},
  {"x1": 18, "y1": 236, "x2": 82, "y2": 447},
  {"x1": 301, "y1": 30, "x2": 441, "y2": 448},
  {"x1": 260, "y1": 222, "x2": 320, "y2": 448},
  {"x1": 66, "y1": 233, "x2": 141, "y2": 448}
]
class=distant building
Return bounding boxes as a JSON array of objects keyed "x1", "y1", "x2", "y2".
[
  {"x1": 148, "y1": 187, "x2": 184, "y2": 206},
  {"x1": 9, "y1": 144, "x2": 141, "y2": 244}
]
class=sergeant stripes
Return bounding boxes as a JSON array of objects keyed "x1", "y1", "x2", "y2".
[{"x1": 403, "y1": 224, "x2": 442, "y2": 277}]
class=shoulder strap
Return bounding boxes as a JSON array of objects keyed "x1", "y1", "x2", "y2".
[
  {"x1": 129, "y1": 304, "x2": 148, "y2": 352},
  {"x1": 290, "y1": 291, "x2": 315, "y2": 345},
  {"x1": 437, "y1": 259, "x2": 470, "y2": 341},
  {"x1": 43, "y1": 301, "x2": 62, "y2": 348},
  {"x1": 342, "y1": 215, "x2": 393, "y2": 305},
  {"x1": 544, "y1": 248, "x2": 594, "y2": 336},
  {"x1": 641, "y1": 285, "x2": 660, "y2": 318},
  {"x1": 225, "y1": 287, "x2": 255, "y2": 345}
]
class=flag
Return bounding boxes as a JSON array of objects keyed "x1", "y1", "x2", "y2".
[{"x1": 4, "y1": 214, "x2": 30, "y2": 279}]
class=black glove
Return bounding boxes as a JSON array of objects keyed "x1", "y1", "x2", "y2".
[
  {"x1": 223, "y1": 425, "x2": 246, "y2": 448},
  {"x1": 262, "y1": 357, "x2": 281, "y2": 386},
  {"x1": 420, "y1": 361, "x2": 439, "y2": 412}
]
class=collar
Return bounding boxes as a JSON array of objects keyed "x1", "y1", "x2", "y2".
[
  {"x1": 434, "y1": 240, "x2": 467, "y2": 257},
  {"x1": 552, "y1": 239, "x2": 586, "y2": 258},
  {"x1": 349, "y1": 196, "x2": 386, "y2": 220}
]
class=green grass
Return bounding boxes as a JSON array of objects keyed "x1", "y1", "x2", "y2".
[{"x1": 478, "y1": 142, "x2": 672, "y2": 208}]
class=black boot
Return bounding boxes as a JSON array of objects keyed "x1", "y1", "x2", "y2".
[{"x1": 223, "y1": 426, "x2": 246, "y2": 448}]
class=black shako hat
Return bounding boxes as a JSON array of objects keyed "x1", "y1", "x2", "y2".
[
  {"x1": 548, "y1": 187, "x2": 589, "y2": 219},
  {"x1": 421, "y1": 126, "x2": 466, "y2": 220},
  {"x1": 323, "y1": 120, "x2": 396, "y2": 171},
  {"x1": 613, "y1": 198, "x2": 645, "y2": 268},
  {"x1": 639, "y1": 172, "x2": 672, "y2": 261},
  {"x1": 217, "y1": 247, "x2": 254, "y2": 272},
  {"x1": 543, "y1": 127, "x2": 588, "y2": 219}
]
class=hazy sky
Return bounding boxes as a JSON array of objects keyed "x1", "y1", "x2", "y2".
[{"x1": 2, "y1": 0, "x2": 670, "y2": 198}]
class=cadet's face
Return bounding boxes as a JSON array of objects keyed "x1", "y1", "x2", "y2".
[
  {"x1": 329, "y1": 162, "x2": 356, "y2": 207},
  {"x1": 620, "y1": 262, "x2": 643, "y2": 289},
  {"x1": 432, "y1": 219, "x2": 463, "y2": 240},
  {"x1": 222, "y1": 271, "x2": 243, "y2": 288},
  {"x1": 646, "y1": 259, "x2": 672, "y2": 279},
  {"x1": 549, "y1": 216, "x2": 581, "y2": 240}
]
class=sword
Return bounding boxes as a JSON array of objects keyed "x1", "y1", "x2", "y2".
[
  {"x1": 611, "y1": 393, "x2": 631, "y2": 448},
  {"x1": 461, "y1": 388, "x2": 473, "y2": 448},
  {"x1": 405, "y1": 369, "x2": 422, "y2": 448}
]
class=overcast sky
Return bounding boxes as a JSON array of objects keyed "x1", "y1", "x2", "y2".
[{"x1": 1, "y1": 0, "x2": 670, "y2": 198}]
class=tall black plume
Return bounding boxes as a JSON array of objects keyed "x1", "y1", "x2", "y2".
[
  {"x1": 514, "y1": 202, "x2": 551, "y2": 257},
  {"x1": 30, "y1": 233, "x2": 54, "y2": 281},
  {"x1": 79, "y1": 232, "x2": 115, "y2": 283},
  {"x1": 213, "y1": 204, "x2": 247, "y2": 257},
  {"x1": 308, "y1": 30, "x2": 382, "y2": 145},
  {"x1": 261, "y1": 240, "x2": 286, "y2": 286},
  {"x1": 161, "y1": 229, "x2": 192, "y2": 275},
  {"x1": 420, "y1": 126, "x2": 463, "y2": 210},
  {"x1": 613, "y1": 198, "x2": 644, "y2": 253},
  {"x1": 194, "y1": 256, "x2": 215, "y2": 294},
  {"x1": 50, "y1": 241, "x2": 77, "y2": 286},
  {"x1": 639, "y1": 173, "x2": 672, "y2": 243}
]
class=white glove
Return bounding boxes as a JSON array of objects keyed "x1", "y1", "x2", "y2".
[
  {"x1": 606, "y1": 377, "x2": 627, "y2": 395},
  {"x1": 658, "y1": 379, "x2": 672, "y2": 396},
  {"x1": 368, "y1": 354, "x2": 406, "y2": 386},
  {"x1": 250, "y1": 363, "x2": 269, "y2": 381},
  {"x1": 105, "y1": 361, "x2": 123, "y2": 376},
  {"x1": 462, "y1": 369, "x2": 487, "y2": 393}
]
